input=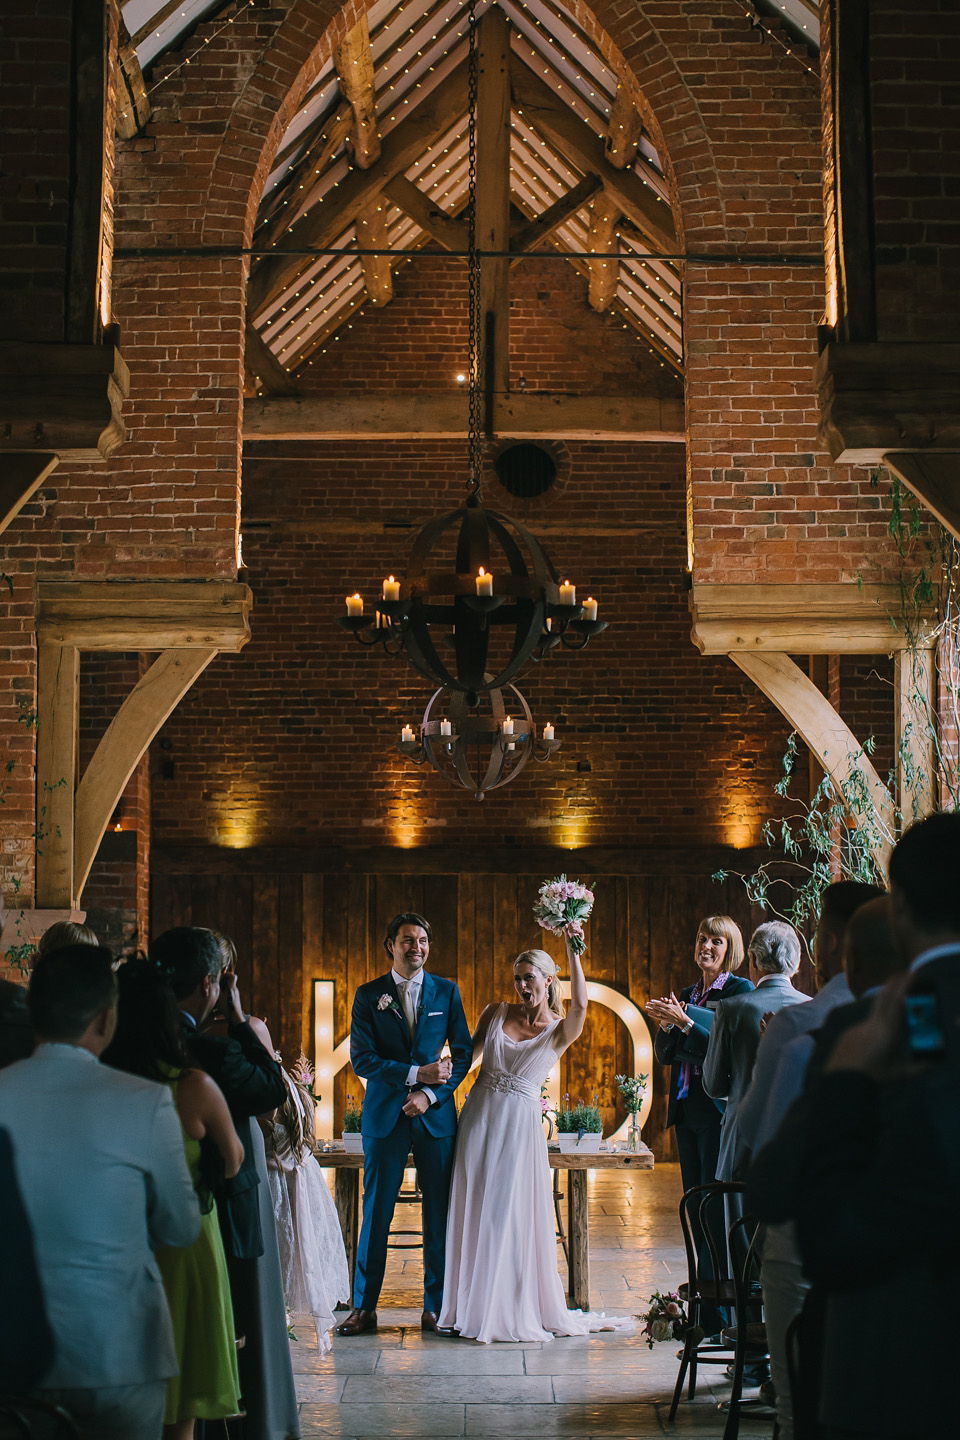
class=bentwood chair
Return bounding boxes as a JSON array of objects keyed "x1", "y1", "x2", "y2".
[
  {"x1": 669, "y1": 1181, "x2": 742, "y2": 1420},
  {"x1": 0, "y1": 1396, "x2": 80, "y2": 1439},
  {"x1": 720, "y1": 1212, "x2": 776, "y2": 1440}
]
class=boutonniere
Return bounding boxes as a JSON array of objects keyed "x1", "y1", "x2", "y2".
[{"x1": 377, "y1": 993, "x2": 401, "y2": 1015}]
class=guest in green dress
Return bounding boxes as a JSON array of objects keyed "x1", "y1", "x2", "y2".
[{"x1": 104, "y1": 959, "x2": 245, "y2": 1440}]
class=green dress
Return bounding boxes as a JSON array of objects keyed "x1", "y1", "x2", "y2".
[{"x1": 155, "y1": 1076, "x2": 241, "y2": 1424}]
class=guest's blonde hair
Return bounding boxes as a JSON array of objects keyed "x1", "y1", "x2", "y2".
[
  {"x1": 514, "y1": 948, "x2": 565, "y2": 1019},
  {"x1": 695, "y1": 915, "x2": 745, "y2": 972},
  {"x1": 38, "y1": 920, "x2": 99, "y2": 956}
]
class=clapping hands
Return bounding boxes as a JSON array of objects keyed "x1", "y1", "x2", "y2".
[{"x1": 645, "y1": 991, "x2": 689, "y2": 1030}]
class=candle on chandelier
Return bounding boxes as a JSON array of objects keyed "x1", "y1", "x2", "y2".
[
  {"x1": 382, "y1": 575, "x2": 400, "y2": 601},
  {"x1": 401, "y1": 724, "x2": 415, "y2": 743},
  {"x1": 346, "y1": 593, "x2": 363, "y2": 617},
  {"x1": 543, "y1": 723, "x2": 555, "y2": 741},
  {"x1": 545, "y1": 616, "x2": 553, "y2": 632},
  {"x1": 559, "y1": 580, "x2": 576, "y2": 605},
  {"x1": 502, "y1": 716, "x2": 514, "y2": 736},
  {"x1": 582, "y1": 597, "x2": 598, "y2": 621},
  {"x1": 475, "y1": 567, "x2": 493, "y2": 597},
  {"x1": 440, "y1": 719, "x2": 452, "y2": 737}
]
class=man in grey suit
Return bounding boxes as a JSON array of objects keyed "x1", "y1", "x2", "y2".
[
  {"x1": 703, "y1": 920, "x2": 809, "y2": 1182},
  {"x1": 0, "y1": 946, "x2": 200, "y2": 1440}
]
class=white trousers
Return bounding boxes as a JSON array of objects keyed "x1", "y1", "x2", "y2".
[{"x1": 760, "y1": 1220, "x2": 810, "y2": 1440}]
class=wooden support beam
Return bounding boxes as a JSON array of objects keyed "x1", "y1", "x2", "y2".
[
  {"x1": 585, "y1": 193, "x2": 620, "y2": 311},
  {"x1": 116, "y1": 38, "x2": 151, "y2": 139},
  {"x1": 0, "y1": 340, "x2": 129, "y2": 461},
  {"x1": 895, "y1": 647, "x2": 938, "y2": 823},
  {"x1": 36, "y1": 582, "x2": 253, "y2": 651},
  {"x1": 258, "y1": 103, "x2": 354, "y2": 248},
  {"x1": 832, "y1": 0, "x2": 876, "y2": 343},
  {"x1": 245, "y1": 322, "x2": 300, "y2": 396},
  {"x1": 36, "y1": 644, "x2": 79, "y2": 909},
  {"x1": 884, "y1": 453, "x2": 960, "y2": 545},
  {"x1": 334, "y1": 16, "x2": 381, "y2": 170},
  {"x1": 511, "y1": 53, "x2": 676, "y2": 255},
  {"x1": 73, "y1": 649, "x2": 217, "y2": 902},
  {"x1": 477, "y1": 5, "x2": 512, "y2": 403},
  {"x1": 382, "y1": 175, "x2": 468, "y2": 252},
  {"x1": 243, "y1": 390, "x2": 685, "y2": 441},
  {"x1": 248, "y1": 60, "x2": 468, "y2": 320},
  {"x1": 0, "y1": 453, "x2": 58, "y2": 536},
  {"x1": 604, "y1": 84, "x2": 641, "y2": 170},
  {"x1": 510, "y1": 173, "x2": 602, "y2": 255},
  {"x1": 355, "y1": 198, "x2": 394, "y2": 306},
  {"x1": 690, "y1": 583, "x2": 937, "y2": 655},
  {"x1": 732, "y1": 650, "x2": 895, "y2": 872},
  {"x1": 67, "y1": 0, "x2": 108, "y2": 343}
]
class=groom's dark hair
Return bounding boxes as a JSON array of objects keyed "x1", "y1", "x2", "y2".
[{"x1": 384, "y1": 912, "x2": 433, "y2": 954}]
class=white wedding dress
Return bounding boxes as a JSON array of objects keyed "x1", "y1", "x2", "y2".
[
  {"x1": 439, "y1": 1003, "x2": 625, "y2": 1344},
  {"x1": 262, "y1": 1068, "x2": 351, "y2": 1354}
]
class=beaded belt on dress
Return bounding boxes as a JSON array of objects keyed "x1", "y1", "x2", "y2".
[{"x1": 476, "y1": 1069, "x2": 539, "y2": 1101}]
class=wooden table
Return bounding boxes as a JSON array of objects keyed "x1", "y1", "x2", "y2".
[{"x1": 317, "y1": 1144, "x2": 654, "y2": 1312}]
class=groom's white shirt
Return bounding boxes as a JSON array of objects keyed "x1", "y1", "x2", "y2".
[
  {"x1": 390, "y1": 966, "x2": 437, "y2": 1105},
  {"x1": 0, "y1": 1042, "x2": 200, "y2": 1389}
]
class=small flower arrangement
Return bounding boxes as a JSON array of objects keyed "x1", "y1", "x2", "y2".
[
  {"x1": 554, "y1": 1094, "x2": 603, "y2": 1136},
  {"x1": 533, "y1": 875, "x2": 595, "y2": 956},
  {"x1": 639, "y1": 1290, "x2": 687, "y2": 1349},
  {"x1": 615, "y1": 1073, "x2": 649, "y2": 1114},
  {"x1": 377, "y1": 992, "x2": 401, "y2": 1015},
  {"x1": 343, "y1": 1095, "x2": 363, "y2": 1133}
]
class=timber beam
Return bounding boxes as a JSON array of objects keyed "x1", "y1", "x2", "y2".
[
  {"x1": 477, "y1": 5, "x2": 512, "y2": 402},
  {"x1": 816, "y1": 341, "x2": 960, "y2": 463},
  {"x1": 884, "y1": 453, "x2": 960, "y2": 546},
  {"x1": 245, "y1": 321, "x2": 300, "y2": 396},
  {"x1": 243, "y1": 391, "x2": 685, "y2": 441},
  {"x1": 0, "y1": 453, "x2": 58, "y2": 536},
  {"x1": 690, "y1": 583, "x2": 937, "y2": 655},
  {"x1": 334, "y1": 17, "x2": 381, "y2": 169},
  {"x1": 510, "y1": 173, "x2": 602, "y2": 256},
  {"x1": 383, "y1": 176, "x2": 468, "y2": 252},
  {"x1": 36, "y1": 581, "x2": 253, "y2": 651},
  {"x1": 0, "y1": 340, "x2": 129, "y2": 461}
]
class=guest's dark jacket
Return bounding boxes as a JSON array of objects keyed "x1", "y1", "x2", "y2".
[
  {"x1": 183, "y1": 1016, "x2": 285, "y2": 1259},
  {"x1": 655, "y1": 976, "x2": 754, "y2": 1127}
]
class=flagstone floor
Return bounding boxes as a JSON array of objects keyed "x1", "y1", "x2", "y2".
[{"x1": 290, "y1": 1163, "x2": 773, "y2": 1439}]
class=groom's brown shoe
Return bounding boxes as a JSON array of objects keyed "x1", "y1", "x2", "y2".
[
  {"x1": 335, "y1": 1308, "x2": 377, "y2": 1336},
  {"x1": 421, "y1": 1310, "x2": 439, "y2": 1332}
]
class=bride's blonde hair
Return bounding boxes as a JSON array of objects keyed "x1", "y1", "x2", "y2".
[{"x1": 514, "y1": 948, "x2": 565, "y2": 1019}]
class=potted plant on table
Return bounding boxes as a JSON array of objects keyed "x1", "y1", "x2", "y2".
[
  {"x1": 341, "y1": 1095, "x2": 364, "y2": 1153},
  {"x1": 554, "y1": 1094, "x2": 603, "y2": 1152}
]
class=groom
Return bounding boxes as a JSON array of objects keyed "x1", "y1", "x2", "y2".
[{"x1": 336, "y1": 911, "x2": 472, "y2": 1335}]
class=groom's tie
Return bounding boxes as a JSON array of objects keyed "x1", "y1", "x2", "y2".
[{"x1": 400, "y1": 980, "x2": 417, "y2": 1037}]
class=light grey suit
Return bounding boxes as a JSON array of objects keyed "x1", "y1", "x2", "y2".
[
  {"x1": 702, "y1": 976, "x2": 809, "y2": 1181},
  {"x1": 0, "y1": 1043, "x2": 200, "y2": 1427}
]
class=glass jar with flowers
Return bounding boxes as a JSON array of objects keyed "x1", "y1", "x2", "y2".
[{"x1": 615, "y1": 1073, "x2": 648, "y2": 1152}]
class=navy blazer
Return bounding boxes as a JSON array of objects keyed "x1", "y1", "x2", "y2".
[
  {"x1": 655, "y1": 976, "x2": 754, "y2": 1128},
  {"x1": 350, "y1": 970, "x2": 472, "y2": 1139}
]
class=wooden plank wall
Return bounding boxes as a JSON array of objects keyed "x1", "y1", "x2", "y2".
[{"x1": 151, "y1": 860, "x2": 766, "y2": 1159}]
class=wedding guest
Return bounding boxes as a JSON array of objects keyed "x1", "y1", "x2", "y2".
[
  {"x1": 260, "y1": 1053, "x2": 351, "y2": 1353},
  {"x1": 736, "y1": 882, "x2": 883, "y2": 1440},
  {"x1": 645, "y1": 915, "x2": 752, "y2": 1334},
  {"x1": 103, "y1": 959, "x2": 244, "y2": 1440},
  {"x1": 703, "y1": 920, "x2": 809, "y2": 1182},
  {"x1": 37, "y1": 919, "x2": 99, "y2": 954},
  {"x1": 152, "y1": 927, "x2": 298, "y2": 1440},
  {"x1": 0, "y1": 946, "x2": 200, "y2": 1440}
]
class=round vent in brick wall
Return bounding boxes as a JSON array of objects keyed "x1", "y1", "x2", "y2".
[{"x1": 494, "y1": 443, "x2": 557, "y2": 498}]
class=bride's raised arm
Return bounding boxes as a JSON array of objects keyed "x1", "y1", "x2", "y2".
[{"x1": 558, "y1": 929, "x2": 587, "y2": 1048}]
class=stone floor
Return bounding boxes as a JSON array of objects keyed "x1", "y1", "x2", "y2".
[{"x1": 290, "y1": 1163, "x2": 773, "y2": 1439}]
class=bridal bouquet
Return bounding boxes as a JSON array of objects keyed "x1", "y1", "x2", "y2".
[
  {"x1": 639, "y1": 1290, "x2": 687, "y2": 1349},
  {"x1": 533, "y1": 875, "x2": 595, "y2": 955}
]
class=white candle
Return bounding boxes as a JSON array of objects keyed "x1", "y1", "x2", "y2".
[
  {"x1": 502, "y1": 716, "x2": 514, "y2": 736},
  {"x1": 582, "y1": 596, "x2": 598, "y2": 621},
  {"x1": 559, "y1": 580, "x2": 576, "y2": 605},
  {"x1": 476, "y1": 567, "x2": 493, "y2": 597},
  {"x1": 401, "y1": 724, "x2": 415, "y2": 743},
  {"x1": 440, "y1": 719, "x2": 452, "y2": 737},
  {"x1": 382, "y1": 574, "x2": 400, "y2": 601},
  {"x1": 346, "y1": 593, "x2": 363, "y2": 617},
  {"x1": 545, "y1": 617, "x2": 553, "y2": 632},
  {"x1": 543, "y1": 723, "x2": 555, "y2": 741}
]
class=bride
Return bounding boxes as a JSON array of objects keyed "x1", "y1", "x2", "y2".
[{"x1": 438, "y1": 930, "x2": 597, "y2": 1343}]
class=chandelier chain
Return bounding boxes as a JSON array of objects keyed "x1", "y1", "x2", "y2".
[{"x1": 465, "y1": 0, "x2": 483, "y2": 497}]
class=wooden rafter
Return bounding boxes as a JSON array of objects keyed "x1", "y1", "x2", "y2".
[
  {"x1": 604, "y1": 83, "x2": 641, "y2": 170},
  {"x1": 383, "y1": 175, "x2": 468, "y2": 252},
  {"x1": 884, "y1": 453, "x2": 960, "y2": 546},
  {"x1": 585, "y1": 194, "x2": 620, "y2": 311},
  {"x1": 36, "y1": 581, "x2": 253, "y2": 651},
  {"x1": 356, "y1": 198, "x2": 393, "y2": 306},
  {"x1": 510, "y1": 53, "x2": 676, "y2": 255},
  {"x1": 36, "y1": 644, "x2": 79, "y2": 909},
  {"x1": 245, "y1": 321, "x2": 300, "y2": 396},
  {"x1": 689, "y1": 583, "x2": 937, "y2": 655},
  {"x1": 248, "y1": 59, "x2": 469, "y2": 320},
  {"x1": 334, "y1": 17, "x2": 381, "y2": 170},
  {"x1": 0, "y1": 453, "x2": 58, "y2": 536},
  {"x1": 895, "y1": 647, "x2": 938, "y2": 821},
  {"x1": 477, "y1": 6, "x2": 512, "y2": 402},
  {"x1": 258, "y1": 103, "x2": 354, "y2": 248},
  {"x1": 510, "y1": 172, "x2": 601, "y2": 255}
]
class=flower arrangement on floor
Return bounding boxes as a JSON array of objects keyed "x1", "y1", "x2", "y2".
[
  {"x1": 639, "y1": 1290, "x2": 687, "y2": 1349},
  {"x1": 554, "y1": 1094, "x2": 603, "y2": 1137},
  {"x1": 533, "y1": 875, "x2": 595, "y2": 955}
]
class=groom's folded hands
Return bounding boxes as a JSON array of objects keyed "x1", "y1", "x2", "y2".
[{"x1": 417, "y1": 1057, "x2": 453, "y2": 1086}]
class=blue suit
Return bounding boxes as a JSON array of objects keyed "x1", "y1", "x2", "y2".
[{"x1": 350, "y1": 969, "x2": 472, "y2": 1311}]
